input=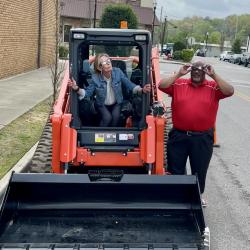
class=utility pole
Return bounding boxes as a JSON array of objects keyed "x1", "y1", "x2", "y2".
[
  {"x1": 88, "y1": 0, "x2": 92, "y2": 27},
  {"x1": 151, "y1": 0, "x2": 157, "y2": 45},
  {"x1": 165, "y1": 18, "x2": 169, "y2": 48},
  {"x1": 160, "y1": 17, "x2": 167, "y2": 56},
  {"x1": 247, "y1": 35, "x2": 250, "y2": 52},
  {"x1": 93, "y1": 0, "x2": 97, "y2": 28},
  {"x1": 235, "y1": 15, "x2": 238, "y2": 40},
  {"x1": 158, "y1": 6, "x2": 163, "y2": 50},
  {"x1": 205, "y1": 32, "x2": 209, "y2": 56},
  {"x1": 159, "y1": 7, "x2": 163, "y2": 24}
]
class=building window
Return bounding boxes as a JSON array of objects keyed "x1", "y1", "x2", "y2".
[{"x1": 64, "y1": 25, "x2": 72, "y2": 43}]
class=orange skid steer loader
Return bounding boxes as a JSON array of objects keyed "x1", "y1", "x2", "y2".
[{"x1": 0, "y1": 28, "x2": 210, "y2": 249}]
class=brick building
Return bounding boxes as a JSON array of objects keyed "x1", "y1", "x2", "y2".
[{"x1": 0, "y1": 0, "x2": 58, "y2": 79}]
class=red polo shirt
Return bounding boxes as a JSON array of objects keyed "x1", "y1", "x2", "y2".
[{"x1": 159, "y1": 78, "x2": 231, "y2": 131}]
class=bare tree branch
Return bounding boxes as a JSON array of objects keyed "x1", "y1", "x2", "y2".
[{"x1": 50, "y1": 0, "x2": 66, "y2": 104}]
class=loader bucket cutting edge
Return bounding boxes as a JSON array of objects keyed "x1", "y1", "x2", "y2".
[{"x1": 0, "y1": 173, "x2": 208, "y2": 249}]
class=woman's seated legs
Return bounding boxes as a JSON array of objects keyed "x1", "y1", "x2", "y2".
[
  {"x1": 97, "y1": 103, "x2": 121, "y2": 127},
  {"x1": 110, "y1": 103, "x2": 121, "y2": 127}
]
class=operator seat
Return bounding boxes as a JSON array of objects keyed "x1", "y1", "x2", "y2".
[
  {"x1": 130, "y1": 68, "x2": 142, "y2": 85},
  {"x1": 110, "y1": 60, "x2": 134, "y2": 126},
  {"x1": 111, "y1": 60, "x2": 127, "y2": 77},
  {"x1": 80, "y1": 59, "x2": 92, "y2": 88},
  {"x1": 78, "y1": 59, "x2": 98, "y2": 126}
]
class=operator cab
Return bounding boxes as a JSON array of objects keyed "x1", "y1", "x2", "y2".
[
  {"x1": 69, "y1": 28, "x2": 151, "y2": 129},
  {"x1": 69, "y1": 29, "x2": 151, "y2": 157}
]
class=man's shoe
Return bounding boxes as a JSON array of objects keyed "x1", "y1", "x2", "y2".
[
  {"x1": 201, "y1": 198, "x2": 207, "y2": 207},
  {"x1": 165, "y1": 170, "x2": 172, "y2": 175}
]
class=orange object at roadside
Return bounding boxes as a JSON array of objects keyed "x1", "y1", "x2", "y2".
[{"x1": 120, "y1": 20, "x2": 128, "y2": 29}]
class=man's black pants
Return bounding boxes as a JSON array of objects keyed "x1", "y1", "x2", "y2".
[{"x1": 167, "y1": 128, "x2": 214, "y2": 194}]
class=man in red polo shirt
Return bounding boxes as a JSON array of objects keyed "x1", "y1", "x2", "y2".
[{"x1": 159, "y1": 61, "x2": 234, "y2": 205}]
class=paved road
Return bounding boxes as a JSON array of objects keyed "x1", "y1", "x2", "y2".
[{"x1": 160, "y1": 57, "x2": 250, "y2": 250}]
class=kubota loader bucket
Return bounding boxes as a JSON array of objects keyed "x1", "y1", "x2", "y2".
[{"x1": 0, "y1": 173, "x2": 209, "y2": 249}]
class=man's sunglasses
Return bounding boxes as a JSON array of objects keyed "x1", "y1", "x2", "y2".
[
  {"x1": 191, "y1": 65, "x2": 206, "y2": 71},
  {"x1": 99, "y1": 59, "x2": 112, "y2": 67}
]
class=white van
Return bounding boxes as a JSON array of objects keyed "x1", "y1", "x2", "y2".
[{"x1": 219, "y1": 51, "x2": 233, "y2": 61}]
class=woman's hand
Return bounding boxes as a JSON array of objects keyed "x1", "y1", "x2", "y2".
[
  {"x1": 142, "y1": 83, "x2": 151, "y2": 93},
  {"x1": 68, "y1": 78, "x2": 79, "y2": 91}
]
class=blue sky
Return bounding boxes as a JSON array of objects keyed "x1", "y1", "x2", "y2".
[{"x1": 156, "y1": 0, "x2": 250, "y2": 20}]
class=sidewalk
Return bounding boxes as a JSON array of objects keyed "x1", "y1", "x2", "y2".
[
  {"x1": 159, "y1": 56, "x2": 183, "y2": 65},
  {"x1": 0, "y1": 67, "x2": 53, "y2": 129}
]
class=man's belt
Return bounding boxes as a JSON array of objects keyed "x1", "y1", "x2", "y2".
[{"x1": 173, "y1": 128, "x2": 214, "y2": 136}]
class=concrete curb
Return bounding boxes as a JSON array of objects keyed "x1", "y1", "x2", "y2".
[
  {"x1": 0, "y1": 142, "x2": 38, "y2": 198},
  {"x1": 159, "y1": 59, "x2": 184, "y2": 65}
]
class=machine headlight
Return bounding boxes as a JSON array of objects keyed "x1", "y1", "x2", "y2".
[
  {"x1": 135, "y1": 35, "x2": 147, "y2": 41},
  {"x1": 73, "y1": 33, "x2": 85, "y2": 40}
]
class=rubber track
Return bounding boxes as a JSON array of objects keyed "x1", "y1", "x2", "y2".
[
  {"x1": 28, "y1": 114, "x2": 52, "y2": 173},
  {"x1": 164, "y1": 108, "x2": 173, "y2": 168}
]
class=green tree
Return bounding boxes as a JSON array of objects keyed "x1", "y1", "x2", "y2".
[
  {"x1": 99, "y1": 4, "x2": 138, "y2": 56},
  {"x1": 100, "y1": 4, "x2": 138, "y2": 29},
  {"x1": 181, "y1": 49, "x2": 194, "y2": 62},
  {"x1": 232, "y1": 38, "x2": 242, "y2": 53},
  {"x1": 209, "y1": 31, "x2": 221, "y2": 44},
  {"x1": 173, "y1": 41, "x2": 186, "y2": 51}
]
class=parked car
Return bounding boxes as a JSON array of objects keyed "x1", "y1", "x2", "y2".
[
  {"x1": 246, "y1": 57, "x2": 250, "y2": 67},
  {"x1": 195, "y1": 49, "x2": 205, "y2": 57},
  {"x1": 219, "y1": 51, "x2": 233, "y2": 61},
  {"x1": 229, "y1": 54, "x2": 242, "y2": 64},
  {"x1": 240, "y1": 52, "x2": 250, "y2": 67}
]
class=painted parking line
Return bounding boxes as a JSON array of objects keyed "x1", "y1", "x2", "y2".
[
  {"x1": 160, "y1": 71, "x2": 172, "y2": 75},
  {"x1": 230, "y1": 80, "x2": 250, "y2": 85},
  {"x1": 235, "y1": 90, "x2": 250, "y2": 102},
  {"x1": 234, "y1": 84, "x2": 250, "y2": 88}
]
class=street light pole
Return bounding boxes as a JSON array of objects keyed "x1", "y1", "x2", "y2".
[
  {"x1": 205, "y1": 32, "x2": 209, "y2": 56},
  {"x1": 151, "y1": 0, "x2": 157, "y2": 45},
  {"x1": 247, "y1": 34, "x2": 250, "y2": 52}
]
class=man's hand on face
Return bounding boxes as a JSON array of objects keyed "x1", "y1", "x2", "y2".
[
  {"x1": 203, "y1": 64, "x2": 215, "y2": 77},
  {"x1": 178, "y1": 64, "x2": 192, "y2": 76}
]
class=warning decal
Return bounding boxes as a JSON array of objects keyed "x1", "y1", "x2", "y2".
[{"x1": 95, "y1": 133, "x2": 116, "y2": 143}]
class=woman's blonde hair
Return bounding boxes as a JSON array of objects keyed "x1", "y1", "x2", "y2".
[{"x1": 93, "y1": 53, "x2": 110, "y2": 74}]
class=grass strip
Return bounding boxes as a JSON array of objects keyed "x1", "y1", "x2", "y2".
[{"x1": 0, "y1": 97, "x2": 52, "y2": 178}]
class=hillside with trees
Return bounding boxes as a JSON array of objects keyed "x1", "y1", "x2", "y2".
[{"x1": 157, "y1": 14, "x2": 250, "y2": 49}]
